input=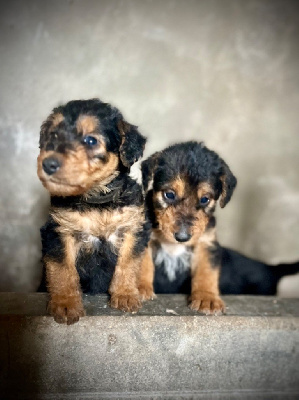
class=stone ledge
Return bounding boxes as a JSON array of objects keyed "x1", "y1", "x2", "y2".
[
  {"x1": 1, "y1": 292, "x2": 299, "y2": 317},
  {"x1": 0, "y1": 294, "x2": 299, "y2": 400}
]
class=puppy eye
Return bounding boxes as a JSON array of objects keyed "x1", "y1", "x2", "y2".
[
  {"x1": 200, "y1": 196, "x2": 210, "y2": 206},
  {"x1": 163, "y1": 191, "x2": 176, "y2": 202},
  {"x1": 83, "y1": 136, "x2": 98, "y2": 147}
]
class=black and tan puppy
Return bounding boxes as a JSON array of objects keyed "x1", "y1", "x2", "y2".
[
  {"x1": 37, "y1": 99, "x2": 150, "y2": 324},
  {"x1": 138, "y1": 141, "x2": 237, "y2": 315},
  {"x1": 138, "y1": 142, "x2": 299, "y2": 303}
]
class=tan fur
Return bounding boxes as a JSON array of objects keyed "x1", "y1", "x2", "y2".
[
  {"x1": 109, "y1": 231, "x2": 142, "y2": 311},
  {"x1": 197, "y1": 182, "x2": 214, "y2": 198},
  {"x1": 219, "y1": 175, "x2": 227, "y2": 208},
  {"x1": 198, "y1": 227, "x2": 217, "y2": 246},
  {"x1": 45, "y1": 235, "x2": 85, "y2": 324},
  {"x1": 52, "y1": 206, "x2": 144, "y2": 244},
  {"x1": 76, "y1": 115, "x2": 99, "y2": 135},
  {"x1": 50, "y1": 205, "x2": 145, "y2": 314},
  {"x1": 138, "y1": 246, "x2": 155, "y2": 301},
  {"x1": 189, "y1": 241, "x2": 224, "y2": 315},
  {"x1": 83, "y1": 171, "x2": 120, "y2": 196},
  {"x1": 171, "y1": 177, "x2": 185, "y2": 199},
  {"x1": 37, "y1": 147, "x2": 119, "y2": 196},
  {"x1": 153, "y1": 201, "x2": 209, "y2": 246}
]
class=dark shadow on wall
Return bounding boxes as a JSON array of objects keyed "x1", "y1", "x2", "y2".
[
  {"x1": 0, "y1": 316, "x2": 44, "y2": 400},
  {"x1": 0, "y1": 188, "x2": 50, "y2": 293}
]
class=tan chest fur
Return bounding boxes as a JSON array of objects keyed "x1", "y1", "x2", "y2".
[{"x1": 51, "y1": 206, "x2": 144, "y2": 250}]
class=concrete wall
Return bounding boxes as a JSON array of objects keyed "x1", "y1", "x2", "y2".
[{"x1": 0, "y1": 0, "x2": 299, "y2": 292}]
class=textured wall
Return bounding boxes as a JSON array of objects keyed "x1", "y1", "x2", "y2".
[{"x1": 0, "y1": 0, "x2": 298, "y2": 292}]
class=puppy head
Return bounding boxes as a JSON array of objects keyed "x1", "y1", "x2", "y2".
[
  {"x1": 142, "y1": 141, "x2": 237, "y2": 245},
  {"x1": 37, "y1": 99, "x2": 146, "y2": 196}
]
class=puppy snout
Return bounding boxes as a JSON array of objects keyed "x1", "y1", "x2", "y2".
[
  {"x1": 174, "y1": 230, "x2": 191, "y2": 243},
  {"x1": 42, "y1": 157, "x2": 61, "y2": 175}
]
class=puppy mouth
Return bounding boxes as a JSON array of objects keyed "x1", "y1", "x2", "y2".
[
  {"x1": 39, "y1": 173, "x2": 80, "y2": 187},
  {"x1": 39, "y1": 175, "x2": 86, "y2": 196},
  {"x1": 46, "y1": 178, "x2": 80, "y2": 188}
]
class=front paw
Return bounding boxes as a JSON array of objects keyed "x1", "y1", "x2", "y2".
[
  {"x1": 189, "y1": 291, "x2": 225, "y2": 315},
  {"x1": 48, "y1": 296, "x2": 85, "y2": 325},
  {"x1": 110, "y1": 293, "x2": 141, "y2": 312},
  {"x1": 138, "y1": 284, "x2": 156, "y2": 301}
]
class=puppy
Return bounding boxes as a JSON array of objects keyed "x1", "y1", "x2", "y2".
[
  {"x1": 219, "y1": 249, "x2": 299, "y2": 295},
  {"x1": 37, "y1": 98, "x2": 150, "y2": 324},
  {"x1": 139, "y1": 142, "x2": 299, "y2": 300},
  {"x1": 138, "y1": 141, "x2": 237, "y2": 315}
]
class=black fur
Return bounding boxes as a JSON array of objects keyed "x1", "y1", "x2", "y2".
[
  {"x1": 119, "y1": 122, "x2": 146, "y2": 167},
  {"x1": 220, "y1": 248, "x2": 299, "y2": 295},
  {"x1": 142, "y1": 141, "x2": 236, "y2": 205},
  {"x1": 49, "y1": 173, "x2": 144, "y2": 212},
  {"x1": 154, "y1": 264, "x2": 191, "y2": 294},
  {"x1": 40, "y1": 217, "x2": 64, "y2": 263},
  {"x1": 154, "y1": 247, "x2": 299, "y2": 295},
  {"x1": 76, "y1": 238, "x2": 118, "y2": 294},
  {"x1": 133, "y1": 219, "x2": 152, "y2": 257}
]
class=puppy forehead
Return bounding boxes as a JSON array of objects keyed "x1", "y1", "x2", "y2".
[
  {"x1": 44, "y1": 112, "x2": 103, "y2": 139},
  {"x1": 157, "y1": 173, "x2": 214, "y2": 198},
  {"x1": 76, "y1": 115, "x2": 99, "y2": 134},
  {"x1": 156, "y1": 142, "x2": 222, "y2": 179},
  {"x1": 197, "y1": 182, "x2": 215, "y2": 196},
  {"x1": 169, "y1": 177, "x2": 185, "y2": 197}
]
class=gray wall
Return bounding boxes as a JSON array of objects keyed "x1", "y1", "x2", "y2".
[{"x1": 0, "y1": 0, "x2": 298, "y2": 293}]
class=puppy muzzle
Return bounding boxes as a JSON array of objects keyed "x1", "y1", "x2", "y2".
[
  {"x1": 42, "y1": 157, "x2": 61, "y2": 176},
  {"x1": 174, "y1": 227, "x2": 191, "y2": 243}
]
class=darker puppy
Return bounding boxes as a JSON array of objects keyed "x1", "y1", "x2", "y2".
[
  {"x1": 37, "y1": 98, "x2": 150, "y2": 324},
  {"x1": 139, "y1": 142, "x2": 299, "y2": 304},
  {"x1": 219, "y1": 249, "x2": 299, "y2": 295},
  {"x1": 138, "y1": 141, "x2": 237, "y2": 315},
  {"x1": 152, "y1": 243, "x2": 299, "y2": 296}
]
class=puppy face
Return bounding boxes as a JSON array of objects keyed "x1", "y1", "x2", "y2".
[
  {"x1": 37, "y1": 99, "x2": 146, "y2": 196},
  {"x1": 142, "y1": 141, "x2": 237, "y2": 245}
]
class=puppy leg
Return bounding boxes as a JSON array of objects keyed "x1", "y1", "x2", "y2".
[
  {"x1": 189, "y1": 242, "x2": 225, "y2": 315},
  {"x1": 109, "y1": 231, "x2": 142, "y2": 312},
  {"x1": 46, "y1": 234, "x2": 85, "y2": 324},
  {"x1": 138, "y1": 246, "x2": 156, "y2": 301}
]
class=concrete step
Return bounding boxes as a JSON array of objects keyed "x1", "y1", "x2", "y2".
[{"x1": 0, "y1": 293, "x2": 298, "y2": 400}]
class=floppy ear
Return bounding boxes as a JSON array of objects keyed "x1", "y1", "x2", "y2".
[
  {"x1": 219, "y1": 160, "x2": 237, "y2": 208},
  {"x1": 117, "y1": 120, "x2": 146, "y2": 168},
  {"x1": 141, "y1": 153, "x2": 160, "y2": 192}
]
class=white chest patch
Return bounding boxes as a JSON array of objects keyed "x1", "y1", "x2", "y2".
[
  {"x1": 154, "y1": 243, "x2": 191, "y2": 282},
  {"x1": 81, "y1": 234, "x2": 101, "y2": 250},
  {"x1": 108, "y1": 232, "x2": 121, "y2": 248}
]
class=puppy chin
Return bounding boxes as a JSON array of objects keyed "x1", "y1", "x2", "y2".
[{"x1": 41, "y1": 179, "x2": 86, "y2": 197}]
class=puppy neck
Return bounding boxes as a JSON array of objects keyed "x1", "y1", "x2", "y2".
[
  {"x1": 88, "y1": 171, "x2": 120, "y2": 194},
  {"x1": 83, "y1": 172, "x2": 124, "y2": 204}
]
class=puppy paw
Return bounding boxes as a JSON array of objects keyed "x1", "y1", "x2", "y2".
[
  {"x1": 189, "y1": 292, "x2": 225, "y2": 315},
  {"x1": 110, "y1": 293, "x2": 141, "y2": 312},
  {"x1": 48, "y1": 296, "x2": 85, "y2": 325},
  {"x1": 138, "y1": 284, "x2": 156, "y2": 301}
]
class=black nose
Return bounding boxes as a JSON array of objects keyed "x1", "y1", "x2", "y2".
[
  {"x1": 42, "y1": 157, "x2": 61, "y2": 175},
  {"x1": 174, "y1": 231, "x2": 191, "y2": 243}
]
